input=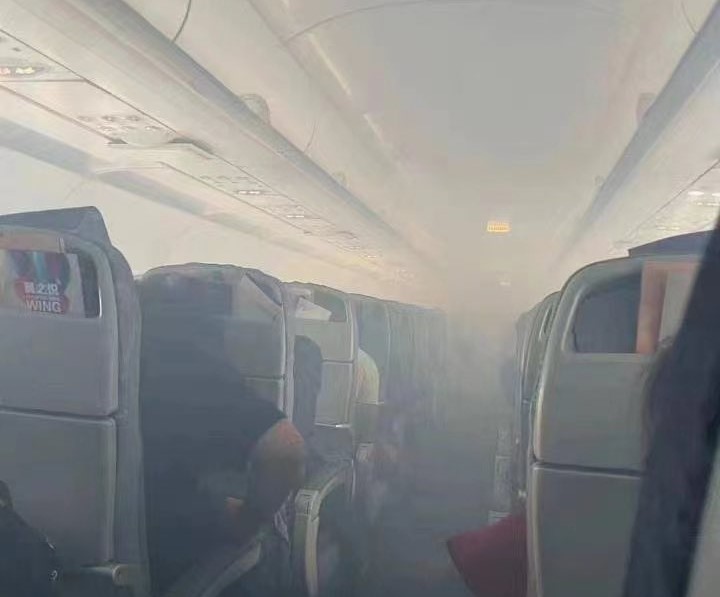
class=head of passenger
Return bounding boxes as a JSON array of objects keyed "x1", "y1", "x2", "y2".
[{"x1": 141, "y1": 347, "x2": 305, "y2": 593}]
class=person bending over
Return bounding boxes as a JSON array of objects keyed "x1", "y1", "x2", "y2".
[{"x1": 141, "y1": 360, "x2": 305, "y2": 595}]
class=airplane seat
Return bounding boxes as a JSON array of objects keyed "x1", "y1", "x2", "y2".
[
  {"x1": 0, "y1": 207, "x2": 148, "y2": 596},
  {"x1": 352, "y1": 295, "x2": 390, "y2": 407},
  {"x1": 512, "y1": 309, "x2": 534, "y2": 454},
  {"x1": 383, "y1": 304, "x2": 419, "y2": 485},
  {"x1": 410, "y1": 309, "x2": 431, "y2": 419},
  {"x1": 384, "y1": 304, "x2": 414, "y2": 423},
  {"x1": 512, "y1": 294, "x2": 559, "y2": 508},
  {"x1": 426, "y1": 309, "x2": 448, "y2": 424},
  {"x1": 138, "y1": 264, "x2": 292, "y2": 597},
  {"x1": 493, "y1": 306, "x2": 537, "y2": 518},
  {"x1": 289, "y1": 284, "x2": 357, "y2": 451},
  {"x1": 292, "y1": 334, "x2": 323, "y2": 447},
  {"x1": 686, "y1": 442, "x2": 720, "y2": 597},
  {"x1": 242, "y1": 267, "x2": 296, "y2": 414},
  {"x1": 139, "y1": 264, "x2": 291, "y2": 411},
  {"x1": 529, "y1": 256, "x2": 697, "y2": 597},
  {"x1": 404, "y1": 308, "x2": 437, "y2": 480},
  {"x1": 351, "y1": 295, "x2": 392, "y2": 523},
  {"x1": 288, "y1": 283, "x2": 357, "y2": 597}
]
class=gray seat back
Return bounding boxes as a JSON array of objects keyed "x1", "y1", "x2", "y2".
[
  {"x1": 410, "y1": 308, "x2": 432, "y2": 410},
  {"x1": 530, "y1": 255, "x2": 698, "y2": 597},
  {"x1": 515, "y1": 310, "x2": 534, "y2": 398},
  {"x1": 352, "y1": 295, "x2": 391, "y2": 404},
  {"x1": 426, "y1": 309, "x2": 448, "y2": 420},
  {"x1": 139, "y1": 264, "x2": 292, "y2": 414},
  {"x1": 289, "y1": 284, "x2": 357, "y2": 427},
  {"x1": 515, "y1": 293, "x2": 559, "y2": 500},
  {"x1": 385, "y1": 302, "x2": 447, "y2": 413},
  {"x1": 385, "y1": 303, "x2": 416, "y2": 410},
  {"x1": 523, "y1": 294, "x2": 560, "y2": 406},
  {"x1": 0, "y1": 208, "x2": 146, "y2": 587}
]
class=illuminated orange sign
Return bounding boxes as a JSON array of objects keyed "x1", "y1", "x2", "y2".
[{"x1": 486, "y1": 220, "x2": 511, "y2": 234}]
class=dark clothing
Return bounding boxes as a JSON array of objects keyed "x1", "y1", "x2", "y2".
[
  {"x1": 142, "y1": 370, "x2": 285, "y2": 594},
  {"x1": 292, "y1": 336, "x2": 323, "y2": 443},
  {"x1": 0, "y1": 482, "x2": 59, "y2": 597},
  {"x1": 623, "y1": 228, "x2": 720, "y2": 597},
  {"x1": 293, "y1": 335, "x2": 331, "y2": 474}
]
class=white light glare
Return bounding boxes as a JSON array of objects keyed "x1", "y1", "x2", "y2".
[{"x1": 688, "y1": 190, "x2": 705, "y2": 196}]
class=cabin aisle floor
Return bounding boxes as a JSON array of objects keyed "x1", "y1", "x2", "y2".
[{"x1": 365, "y1": 404, "x2": 498, "y2": 597}]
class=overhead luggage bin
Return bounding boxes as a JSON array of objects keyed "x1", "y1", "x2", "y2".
[
  {"x1": 0, "y1": 207, "x2": 148, "y2": 596},
  {"x1": 530, "y1": 253, "x2": 700, "y2": 597}
]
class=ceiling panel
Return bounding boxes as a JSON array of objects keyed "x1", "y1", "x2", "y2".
[{"x1": 251, "y1": 0, "x2": 711, "y2": 282}]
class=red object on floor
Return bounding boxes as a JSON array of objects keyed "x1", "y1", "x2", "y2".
[{"x1": 447, "y1": 514, "x2": 527, "y2": 597}]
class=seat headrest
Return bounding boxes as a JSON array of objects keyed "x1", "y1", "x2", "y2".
[
  {"x1": 629, "y1": 231, "x2": 711, "y2": 257},
  {"x1": 140, "y1": 264, "x2": 288, "y2": 381},
  {"x1": 141, "y1": 264, "x2": 283, "y2": 315},
  {"x1": 289, "y1": 283, "x2": 355, "y2": 362},
  {"x1": 0, "y1": 208, "x2": 110, "y2": 246}
]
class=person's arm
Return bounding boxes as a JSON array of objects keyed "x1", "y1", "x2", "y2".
[
  {"x1": 249, "y1": 419, "x2": 306, "y2": 517},
  {"x1": 225, "y1": 419, "x2": 306, "y2": 541}
]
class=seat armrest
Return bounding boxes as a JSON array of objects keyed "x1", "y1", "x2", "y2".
[
  {"x1": 296, "y1": 460, "x2": 353, "y2": 518},
  {"x1": 293, "y1": 460, "x2": 353, "y2": 597},
  {"x1": 162, "y1": 539, "x2": 262, "y2": 597},
  {"x1": 67, "y1": 563, "x2": 142, "y2": 588},
  {"x1": 60, "y1": 563, "x2": 148, "y2": 597}
]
